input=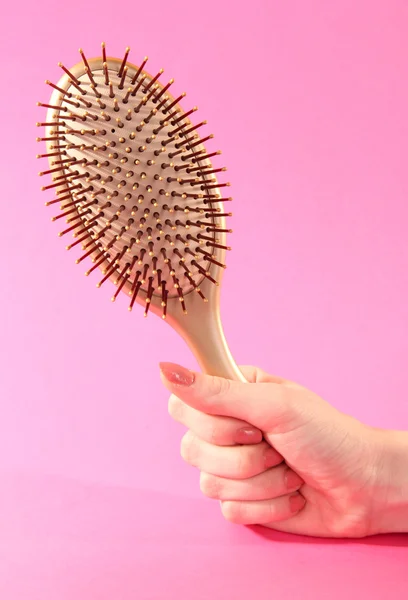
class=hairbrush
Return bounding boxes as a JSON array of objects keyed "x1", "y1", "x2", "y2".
[{"x1": 37, "y1": 43, "x2": 245, "y2": 381}]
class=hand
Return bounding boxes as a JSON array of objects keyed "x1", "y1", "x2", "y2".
[{"x1": 160, "y1": 362, "x2": 408, "y2": 537}]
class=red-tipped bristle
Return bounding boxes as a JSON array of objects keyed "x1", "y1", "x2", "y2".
[
  {"x1": 85, "y1": 252, "x2": 109, "y2": 276},
  {"x1": 130, "y1": 56, "x2": 148, "y2": 85},
  {"x1": 76, "y1": 242, "x2": 102, "y2": 263},
  {"x1": 163, "y1": 93, "x2": 186, "y2": 114},
  {"x1": 96, "y1": 252, "x2": 120, "y2": 286},
  {"x1": 155, "y1": 78, "x2": 174, "y2": 103},
  {"x1": 129, "y1": 280, "x2": 142, "y2": 311},
  {"x1": 144, "y1": 69, "x2": 163, "y2": 93},
  {"x1": 118, "y1": 66, "x2": 129, "y2": 90},
  {"x1": 118, "y1": 47, "x2": 130, "y2": 78},
  {"x1": 144, "y1": 276, "x2": 155, "y2": 316}
]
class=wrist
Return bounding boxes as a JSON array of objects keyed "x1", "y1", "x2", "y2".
[{"x1": 371, "y1": 428, "x2": 408, "y2": 534}]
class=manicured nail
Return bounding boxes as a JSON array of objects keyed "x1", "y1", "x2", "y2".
[
  {"x1": 234, "y1": 427, "x2": 263, "y2": 445},
  {"x1": 289, "y1": 493, "x2": 306, "y2": 514},
  {"x1": 159, "y1": 362, "x2": 195, "y2": 387},
  {"x1": 264, "y1": 447, "x2": 283, "y2": 468},
  {"x1": 285, "y1": 469, "x2": 304, "y2": 492}
]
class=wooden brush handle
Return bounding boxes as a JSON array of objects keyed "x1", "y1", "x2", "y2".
[{"x1": 169, "y1": 296, "x2": 247, "y2": 382}]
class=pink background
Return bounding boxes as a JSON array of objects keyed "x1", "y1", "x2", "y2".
[{"x1": 1, "y1": 0, "x2": 408, "y2": 597}]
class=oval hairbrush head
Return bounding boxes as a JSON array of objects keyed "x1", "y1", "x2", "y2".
[{"x1": 37, "y1": 43, "x2": 244, "y2": 380}]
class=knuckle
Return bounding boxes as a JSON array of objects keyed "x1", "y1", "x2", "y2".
[
  {"x1": 180, "y1": 432, "x2": 192, "y2": 462},
  {"x1": 221, "y1": 500, "x2": 241, "y2": 523},
  {"x1": 180, "y1": 432, "x2": 198, "y2": 465},
  {"x1": 168, "y1": 394, "x2": 183, "y2": 420},
  {"x1": 208, "y1": 375, "x2": 231, "y2": 400},
  {"x1": 237, "y1": 452, "x2": 252, "y2": 479},
  {"x1": 208, "y1": 421, "x2": 218, "y2": 445},
  {"x1": 199, "y1": 472, "x2": 221, "y2": 499},
  {"x1": 269, "y1": 499, "x2": 278, "y2": 521},
  {"x1": 206, "y1": 416, "x2": 230, "y2": 445},
  {"x1": 236, "y1": 443, "x2": 267, "y2": 479}
]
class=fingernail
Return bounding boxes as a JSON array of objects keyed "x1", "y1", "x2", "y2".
[
  {"x1": 264, "y1": 447, "x2": 283, "y2": 468},
  {"x1": 234, "y1": 427, "x2": 263, "y2": 445},
  {"x1": 159, "y1": 362, "x2": 195, "y2": 387},
  {"x1": 285, "y1": 469, "x2": 304, "y2": 491},
  {"x1": 289, "y1": 493, "x2": 306, "y2": 514}
]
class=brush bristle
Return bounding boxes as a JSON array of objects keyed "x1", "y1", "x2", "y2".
[{"x1": 37, "y1": 44, "x2": 232, "y2": 317}]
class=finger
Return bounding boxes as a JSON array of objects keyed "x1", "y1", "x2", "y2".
[
  {"x1": 239, "y1": 366, "x2": 287, "y2": 384},
  {"x1": 221, "y1": 493, "x2": 306, "y2": 525},
  {"x1": 200, "y1": 466, "x2": 304, "y2": 501},
  {"x1": 159, "y1": 362, "x2": 301, "y2": 431},
  {"x1": 181, "y1": 432, "x2": 283, "y2": 479},
  {"x1": 168, "y1": 394, "x2": 263, "y2": 445}
]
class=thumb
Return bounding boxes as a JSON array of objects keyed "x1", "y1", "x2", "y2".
[{"x1": 159, "y1": 362, "x2": 302, "y2": 431}]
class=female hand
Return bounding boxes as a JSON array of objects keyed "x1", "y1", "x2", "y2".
[{"x1": 160, "y1": 362, "x2": 408, "y2": 537}]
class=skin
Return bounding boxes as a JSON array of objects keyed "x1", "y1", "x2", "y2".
[{"x1": 160, "y1": 362, "x2": 408, "y2": 538}]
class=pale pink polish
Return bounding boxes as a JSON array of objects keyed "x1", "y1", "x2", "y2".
[
  {"x1": 289, "y1": 493, "x2": 306, "y2": 514},
  {"x1": 235, "y1": 427, "x2": 263, "y2": 444},
  {"x1": 159, "y1": 362, "x2": 195, "y2": 387},
  {"x1": 285, "y1": 469, "x2": 304, "y2": 491}
]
